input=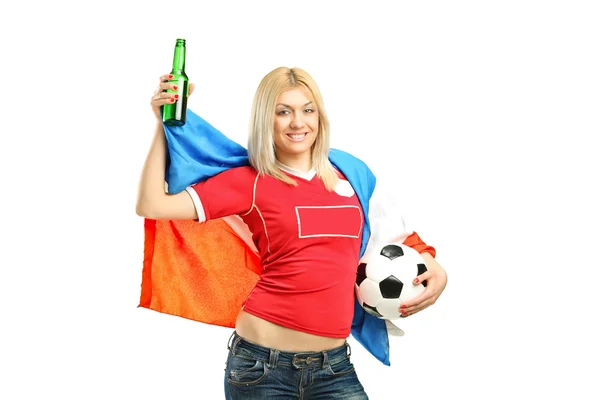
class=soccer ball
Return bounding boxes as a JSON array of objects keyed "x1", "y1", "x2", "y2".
[{"x1": 355, "y1": 243, "x2": 428, "y2": 320}]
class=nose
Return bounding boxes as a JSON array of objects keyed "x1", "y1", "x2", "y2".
[{"x1": 290, "y1": 111, "x2": 305, "y2": 129}]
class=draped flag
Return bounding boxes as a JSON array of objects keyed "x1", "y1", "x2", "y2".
[{"x1": 139, "y1": 109, "x2": 435, "y2": 365}]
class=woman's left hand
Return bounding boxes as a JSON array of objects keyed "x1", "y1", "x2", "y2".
[{"x1": 398, "y1": 252, "x2": 447, "y2": 317}]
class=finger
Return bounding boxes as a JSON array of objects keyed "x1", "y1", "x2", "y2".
[
  {"x1": 160, "y1": 82, "x2": 181, "y2": 94},
  {"x1": 403, "y1": 305, "x2": 427, "y2": 317},
  {"x1": 413, "y1": 270, "x2": 430, "y2": 286},
  {"x1": 401, "y1": 298, "x2": 432, "y2": 317},
  {"x1": 155, "y1": 74, "x2": 176, "y2": 94},
  {"x1": 188, "y1": 82, "x2": 196, "y2": 96},
  {"x1": 399, "y1": 288, "x2": 433, "y2": 314},
  {"x1": 160, "y1": 73, "x2": 174, "y2": 83},
  {"x1": 397, "y1": 271, "x2": 431, "y2": 313},
  {"x1": 152, "y1": 88, "x2": 180, "y2": 100},
  {"x1": 151, "y1": 92, "x2": 179, "y2": 107}
]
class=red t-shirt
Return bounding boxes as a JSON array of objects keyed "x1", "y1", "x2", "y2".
[{"x1": 186, "y1": 164, "x2": 363, "y2": 338}]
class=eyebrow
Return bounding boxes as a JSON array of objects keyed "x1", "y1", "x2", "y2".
[{"x1": 276, "y1": 101, "x2": 313, "y2": 108}]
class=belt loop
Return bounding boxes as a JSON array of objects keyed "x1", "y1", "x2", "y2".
[
  {"x1": 227, "y1": 331, "x2": 236, "y2": 350},
  {"x1": 321, "y1": 350, "x2": 330, "y2": 369},
  {"x1": 268, "y1": 349, "x2": 279, "y2": 369},
  {"x1": 346, "y1": 341, "x2": 351, "y2": 358},
  {"x1": 228, "y1": 331, "x2": 242, "y2": 355}
]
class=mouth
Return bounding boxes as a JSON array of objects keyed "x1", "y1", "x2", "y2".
[{"x1": 286, "y1": 132, "x2": 309, "y2": 142}]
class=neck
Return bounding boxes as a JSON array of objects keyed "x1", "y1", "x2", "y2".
[{"x1": 276, "y1": 154, "x2": 313, "y2": 172}]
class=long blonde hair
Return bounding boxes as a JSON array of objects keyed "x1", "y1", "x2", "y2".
[{"x1": 247, "y1": 67, "x2": 339, "y2": 191}]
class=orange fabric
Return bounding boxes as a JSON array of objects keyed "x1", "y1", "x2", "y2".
[
  {"x1": 139, "y1": 218, "x2": 261, "y2": 327},
  {"x1": 404, "y1": 232, "x2": 437, "y2": 258}
]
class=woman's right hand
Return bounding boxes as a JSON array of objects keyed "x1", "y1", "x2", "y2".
[{"x1": 150, "y1": 74, "x2": 196, "y2": 122}]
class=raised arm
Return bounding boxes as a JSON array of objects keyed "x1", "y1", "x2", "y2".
[{"x1": 135, "y1": 74, "x2": 198, "y2": 220}]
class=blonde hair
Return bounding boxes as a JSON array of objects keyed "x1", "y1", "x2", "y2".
[{"x1": 247, "y1": 67, "x2": 339, "y2": 191}]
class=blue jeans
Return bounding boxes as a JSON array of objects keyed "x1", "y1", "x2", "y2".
[{"x1": 224, "y1": 331, "x2": 369, "y2": 399}]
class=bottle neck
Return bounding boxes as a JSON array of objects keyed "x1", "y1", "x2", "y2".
[{"x1": 171, "y1": 45, "x2": 186, "y2": 74}]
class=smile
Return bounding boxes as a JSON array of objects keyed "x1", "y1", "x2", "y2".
[{"x1": 286, "y1": 132, "x2": 308, "y2": 141}]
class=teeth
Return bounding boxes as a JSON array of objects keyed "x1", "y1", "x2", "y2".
[{"x1": 289, "y1": 134, "x2": 305, "y2": 139}]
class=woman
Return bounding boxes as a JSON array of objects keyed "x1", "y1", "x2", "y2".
[{"x1": 136, "y1": 67, "x2": 447, "y2": 399}]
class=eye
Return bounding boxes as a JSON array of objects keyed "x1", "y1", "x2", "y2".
[
  {"x1": 277, "y1": 109, "x2": 290, "y2": 116},
  {"x1": 304, "y1": 108, "x2": 314, "y2": 113}
]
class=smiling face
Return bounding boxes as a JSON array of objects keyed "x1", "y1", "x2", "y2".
[{"x1": 273, "y1": 87, "x2": 319, "y2": 170}]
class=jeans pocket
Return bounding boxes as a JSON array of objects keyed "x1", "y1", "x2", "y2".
[
  {"x1": 326, "y1": 357, "x2": 356, "y2": 377},
  {"x1": 227, "y1": 354, "x2": 269, "y2": 386}
]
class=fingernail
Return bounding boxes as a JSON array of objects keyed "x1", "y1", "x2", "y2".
[
  {"x1": 170, "y1": 98, "x2": 175, "y2": 103},
  {"x1": 400, "y1": 304, "x2": 406, "y2": 309},
  {"x1": 168, "y1": 74, "x2": 174, "y2": 79},
  {"x1": 173, "y1": 85, "x2": 178, "y2": 90},
  {"x1": 414, "y1": 278, "x2": 419, "y2": 284},
  {"x1": 174, "y1": 94, "x2": 179, "y2": 99}
]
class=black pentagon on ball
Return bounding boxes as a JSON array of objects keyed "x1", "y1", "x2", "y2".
[
  {"x1": 417, "y1": 263, "x2": 428, "y2": 287},
  {"x1": 379, "y1": 275, "x2": 403, "y2": 298},
  {"x1": 356, "y1": 262, "x2": 367, "y2": 286},
  {"x1": 362, "y1": 303, "x2": 383, "y2": 318},
  {"x1": 380, "y1": 244, "x2": 404, "y2": 260}
]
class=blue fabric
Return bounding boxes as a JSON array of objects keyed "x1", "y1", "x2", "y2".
[{"x1": 163, "y1": 109, "x2": 390, "y2": 366}]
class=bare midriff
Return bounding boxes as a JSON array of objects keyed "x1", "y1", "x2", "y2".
[{"x1": 235, "y1": 309, "x2": 346, "y2": 352}]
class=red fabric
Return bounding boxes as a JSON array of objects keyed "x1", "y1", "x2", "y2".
[
  {"x1": 296, "y1": 206, "x2": 362, "y2": 238},
  {"x1": 191, "y1": 167, "x2": 257, "y2": 221},
  {"x1": 403, "y1": 231, "x2": 437, "y2": 258},
  {"x1": 189, "y1": 167, "x2": 363, "y2": 337}
]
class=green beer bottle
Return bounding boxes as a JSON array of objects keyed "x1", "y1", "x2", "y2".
[{"x1": 163, "y1": 38, "x2": 188, "y2": 126}]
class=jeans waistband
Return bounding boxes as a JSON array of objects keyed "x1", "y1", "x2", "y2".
[{"x1": 227, "y1": 331, "x2": 351, "y2": 369}]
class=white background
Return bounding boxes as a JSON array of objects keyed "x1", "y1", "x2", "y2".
[{"x1": 1, "y1": 1, "x2": 599, "y2": 399}]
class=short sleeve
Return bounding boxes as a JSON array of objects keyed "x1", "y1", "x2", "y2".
[{"x1": 185, "y1": 166, "x2": 257, "y2": 222}]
